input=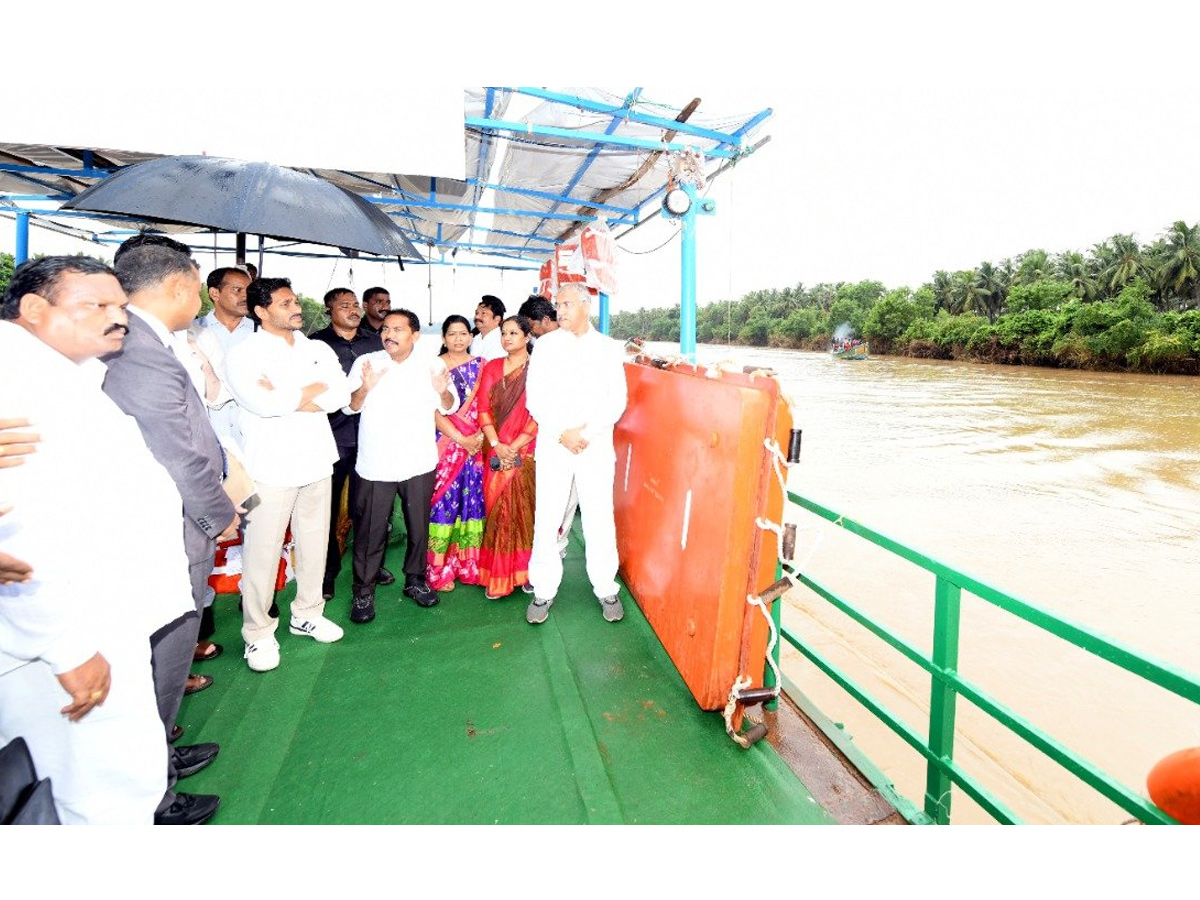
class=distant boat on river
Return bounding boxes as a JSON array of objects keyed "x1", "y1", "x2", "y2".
[{"x1": 831, "y1": 340, "x2": 870, "y2": 360}]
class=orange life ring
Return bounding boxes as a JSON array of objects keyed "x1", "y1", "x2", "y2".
[{"x1": 1147, "y1": 747, "x2": 1200, "y2": 824}]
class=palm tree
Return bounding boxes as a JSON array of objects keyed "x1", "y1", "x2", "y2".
[
  {"x1": 974, "y1": 261, "x2": 1010, "y2": 322},
  {"x1": 1055, "y1": 250, "x2": 1099, "y2": 302},
  {"x1": 1156, "y1": 220, "x2": 1200, "y2": 310},
  {"x1": 1014, "y1": 249, "x2": 1051, "y2": 286},
  {"x1": 929, "y1": 270, "x2": 954, "y2": 313},
  {"x1": 950, "y1": 270, "x2": 983, "y2": 318},
  {"x1": 1094, "y1": 234, "x2": 1146, "y2": 298}
]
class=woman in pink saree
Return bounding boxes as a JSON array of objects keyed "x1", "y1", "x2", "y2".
[{"x1": 476, "y1": 316, "x2": 538, "y2": 599}]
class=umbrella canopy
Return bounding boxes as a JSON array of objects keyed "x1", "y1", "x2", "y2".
[{"x1": 61, "y1": 155, "x2": 421, "y2": 260}]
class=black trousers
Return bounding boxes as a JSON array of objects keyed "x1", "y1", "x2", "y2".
[
  {"x1": 149, "y1": 609, "x2": 200, "y2": 814},
  {"x1": 323, "y1": 444, "x2": 359, "y2": 589},
  {"x1": 352, "y1": 469, "x2": 435, "y2": 592}
]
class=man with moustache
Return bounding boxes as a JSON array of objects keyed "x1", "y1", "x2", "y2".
[
  {"x1": 359, "y1": 286, "x2": 391, "y2": 336},
  {"x1": 0, "y1": 256, "x2": 195, "y2": 823},
  {"x1": 191, "y1": 266, "x2": 255, "y2": 450},
  {"x1": 343, "y1": 309, "x2": 458, "y2": 622},
  {"x1": 104, "y1": 237, "x2": 236, "y2": 825},
  {"x1": 309, "y1": 288, "x2": 388, "y2": 599},
  {"x1": 470, "y1": 294, "x2": 506, "y2": 360},
  {"x1": 224, "y1": 278, "x2": 350, "y2": 671},
  {"x1": 188, "y1": 265, "x2": 256, "y2": 658}
]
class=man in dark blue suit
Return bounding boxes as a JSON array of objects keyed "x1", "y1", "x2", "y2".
[{"x1": 103, "y1": 236, "x2": 238, "y2": 825}]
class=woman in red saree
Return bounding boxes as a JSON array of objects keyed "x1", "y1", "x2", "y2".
[{"x1": 477, "y1": 316, "x2": 538, "y2": 599}]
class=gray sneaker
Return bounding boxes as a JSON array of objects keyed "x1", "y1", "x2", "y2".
[
  {"x1": 526, "y1": 596, "x2": 554, "y2": 625},
  {"x1": 599, "y1": 595, "x2": 624, "y2": 622}
]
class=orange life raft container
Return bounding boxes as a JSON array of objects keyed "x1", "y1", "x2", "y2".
[{"x1": 614, "y1": 357, "x2": 793, "y2": 715}]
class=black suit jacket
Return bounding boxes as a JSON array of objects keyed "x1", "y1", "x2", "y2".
[{"x1": 102, "y1": 312, "x2": 235, "y2": 609}]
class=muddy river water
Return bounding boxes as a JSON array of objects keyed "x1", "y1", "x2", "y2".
[{"x1": 684, "y1": 344, "x2": 1200, "y2": 824}]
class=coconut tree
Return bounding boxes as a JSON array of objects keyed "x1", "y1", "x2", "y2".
[
  {"x1": 950, "y1": 270, "x2": 984, "y2": 318},
  {"x1": 929, "y1": 270, "x2": 954, "y2": 313},
  {"x1": 974, "y1": 261, "x2": 1010, "y2": 322},
  {"x1": 1014, "y1": 249, "x2": 1052, "y2": 286},
  {"x1": 1157, "y1": 220, "x2": 1200, "y2": 310},
  {"x1": 1055, "y1": 250, "x2": 1099, "y2": 302},
  {"x1": 1094, "y1": 234, "x2": 1146, "y2": 298}
]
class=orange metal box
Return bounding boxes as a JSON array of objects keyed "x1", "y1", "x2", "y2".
[{"x1": 614, "y1": 360, "x2": 791, "y2": 710}]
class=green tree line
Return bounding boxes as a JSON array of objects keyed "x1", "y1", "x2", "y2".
[{"x1": 609, "y1": 220, "x2": 1200, "y2": 375}]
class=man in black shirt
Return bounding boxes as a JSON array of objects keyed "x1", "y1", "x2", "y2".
[
  {"x1": 359, "y1": 286, "x2": 391, "y2": 336},
  {"x1": 309, "y1": 288, "x2": 392, "y2": 598}
]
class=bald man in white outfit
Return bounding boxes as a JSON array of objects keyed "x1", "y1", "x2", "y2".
[{"x1": 524, "y1": 283, "x2": 627, "y2": 624}]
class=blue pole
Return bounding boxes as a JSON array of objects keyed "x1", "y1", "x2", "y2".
[
  {"x1": 15, "y1": 211, "x2": 30, "y2": 264},
  {"x1": 680, "y1": 189, "x2": 698, "y2": 361},
  {"x1": 598, "y1": 290, "x2": 610, "y2": 335}
]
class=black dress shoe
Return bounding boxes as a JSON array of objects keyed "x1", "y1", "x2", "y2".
[
  {"x1": 169, "y1": 724, "x2": 185, "y2": 744},
  {"x1": 403, "y1": 579, "x2": 439, "y2": 608},
  {"x1": 322, "y1": 582, "x2": 335, "y2": 600},
  {"x1": 173, "y1": 742, "x2": 220, "y2": 779},
  {"x1": 350, "y1": 594, "x2": 376, "y2": 624},
  {"x1": 376, "y1": 566, "x2": 396, "y2": 586},
  {"x1": 154, "y1": 792, "x2": 220, "y2": 825}
]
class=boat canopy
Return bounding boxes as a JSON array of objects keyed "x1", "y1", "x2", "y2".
[{"x1": 1, "y1": 87, "x2": 771, "y2": 270}]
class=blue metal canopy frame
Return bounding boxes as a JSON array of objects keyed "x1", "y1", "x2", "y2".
[{"x1": 2, "y1": 87, "x2": 772, "y2": 352}]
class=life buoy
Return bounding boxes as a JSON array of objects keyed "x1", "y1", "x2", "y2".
[{"x1": 1147, "y1": 747, "x2": 1200, "y2": 824}]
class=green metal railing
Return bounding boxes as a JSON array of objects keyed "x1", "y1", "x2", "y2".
[{"x1": 773, "y1": 490, "x2": 1200, "y2": 825}]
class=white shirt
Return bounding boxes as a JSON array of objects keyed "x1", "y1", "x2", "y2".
[
  {"x1": 127, "y1": 306, "x2": 217, "y2": 404},
  {"x1": 345, "y1": 350, "x2": 458, "y2": 483},
  {"x1": 470, "y1": 326, "x2": 505, "y2": 361},
  {"x1": 526, "y1": 325, "x2": 628, "y2": 445},
  {"x1": 224, "y1": 329, "x2": 350, "y2": 487},
  {"x1": 0, "y1": 322, "x2": 194, "y2": 674},
  {"x1": 191, "y1": 310, "x2": 256, "y2": 370},
  {"x1": 191, "y1": 311, "x2": 255, "y2": 451}
]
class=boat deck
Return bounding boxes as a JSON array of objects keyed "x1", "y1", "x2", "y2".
[{"x1": 179, "y1": 529, "x2": 832, "y2": 825}]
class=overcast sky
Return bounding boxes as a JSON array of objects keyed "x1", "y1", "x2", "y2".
[{"x1": 5, "y1": 2, "x2": 1197, "y2": 322}]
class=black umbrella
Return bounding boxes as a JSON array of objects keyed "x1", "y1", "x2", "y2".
[{"x1": 61, "y1": 155, "x2": 421, "y2": 260}]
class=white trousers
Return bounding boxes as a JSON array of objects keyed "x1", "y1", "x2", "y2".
[
  {"x1": 240, "y1": 477, "x2": 332, "y2": 643},
  {"x1": 530, "y1": 440, "x2": 619, "y2": 600},
  {"x1": 0, "y1": 634, "x2": 165, "y2": 824},
  {"x1": 557, "y1": 479, "x2": 579, "y2": 553}
]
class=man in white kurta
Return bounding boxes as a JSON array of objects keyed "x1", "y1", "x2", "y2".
[
  {"x1": 344, "y1": 309, "x2": 457, "y2": 622},
  {"x1": 525, "y1": 283, "x2": 628, "y2": 624},
  {"x1": 0, "y1": 257, "x2": 194, "y2": 824},
  {"x1": 223, "y1": 278, "x2": 350, "y2": 672}
]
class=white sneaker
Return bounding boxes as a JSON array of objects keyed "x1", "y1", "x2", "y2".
[
  {"x1": 245, "y1": 636, "x2": 280, "y2": 672},
  {"x1": 289, "y1": 615, "x2": 344, "y2": 643}
]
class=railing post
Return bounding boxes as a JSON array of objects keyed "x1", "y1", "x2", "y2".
[
  {"x1": 764, "y1": 560, "x2": 782, "y2": 711},
  {"x1": 925, "y1": 575, "x2": 962, "y2": 824}
]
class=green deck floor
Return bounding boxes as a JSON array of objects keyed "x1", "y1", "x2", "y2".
[{"x1": 179, "y1": 530, "x2": 832, "y2": 824}]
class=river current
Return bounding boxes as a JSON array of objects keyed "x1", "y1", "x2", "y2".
[{"x1": 677, "y1": 344, "x2": 1200, "y2": 824}]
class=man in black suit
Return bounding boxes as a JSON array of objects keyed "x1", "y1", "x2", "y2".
[{"x1": 103, "y1": 236, "x2": 238, "y2": 826}]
